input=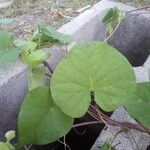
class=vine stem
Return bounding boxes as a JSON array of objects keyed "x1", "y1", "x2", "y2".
[
  {"x1": 45, "y1": 73, "x2": 52, "y2": 77},
  {"x1": 11, "y1": 42, "x2": 18, "y2": 48},
  {"x1": 57, "y1": 140, "x2": 71, "y2": 150},
  {"x1": 104, "y1": 6, "x2": 150, "y2": 42},
  {"x1": 43, "y1": 61, "x2": 53, "y2": 74},
  {"x1": 73, "y1": 121, "x2": 101, "y2": 128},
  {"x1": 88, "y1": 105, "x2": 150, "y2": 135}
]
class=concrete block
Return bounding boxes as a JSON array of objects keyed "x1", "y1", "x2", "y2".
[
  {"x1": 59, "y1": 0, "x2": 150, "y2": 67},
  {"x1": 143, "y1": 55, "x2": 150, "y2": 80},
  {"x1": 58, "y1": 0, "x2": 135, "y2": 41},
  {"x1": 133, "y1": 67, "x2": 149, "y2": 83},
  {"x1": 0, "y1": 61, "x2": 28, "y2": 140},
  {"x1": 144, "y1": 55, "x2": 150, "y2": 69},
  {"x1": 0, "y1": 0, "x2": 13, "y2": 9},
  {"x1": 91, "y1": 107, "x2": 150, "y2": 150},
  {"x1": 108, "y1": 10, "x2": 150, "y2": 67}
]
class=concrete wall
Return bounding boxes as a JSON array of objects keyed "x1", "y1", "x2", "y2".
[
  {"x1": 0, "y1": 0, "x2": 150, "y2": 141},
  {"x1": 0, "y1": 61, "x2": 28, "y2": 140},
  {"x1": 0, "y1": 0, "x2": 13, "y2": 9}
]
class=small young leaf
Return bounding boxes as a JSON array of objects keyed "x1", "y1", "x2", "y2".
[
  {"x1": 51, "y1": 42, "x2": 136, "y2": 118},
  {"x1": 102, "y1": 7, "x2": 121, "y2": 24},
  {"x1": 5, "y1": 131, "x2": 15, "y2": 142},
  {"x1": 38, "y1": 23, "x2": 72, "y2": 44},
  {"x1": 32, "y1": 23, "x2": 72, "y2": 47},
  {"x1": 21, "y1": 49, "x2": 50, "y2": 67},
  {"x1": 102, "y1": 7, "x2": 123, "y2": 36},
  {"x1": 5, "y1": 131, "x2": 15, "y2": 150},
  {"x1": 44, "y1": 27, "x2": 72, "y2": 44},
  {"x1": 18, "y1": 86, "x2": 74, "y2": 145},
  {"x1": 16, "y1": 40, "x2": 37, "y2": 52},
  {"x1": 100, "y1": 142, "x2": 116, "y2": 150}
]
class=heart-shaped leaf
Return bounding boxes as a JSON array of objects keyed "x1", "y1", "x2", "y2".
[
  {"x1": 18, "y1": 86, "x2": 73, "y2": 145},
  {"x1": 51, "y1": 42, "x2": 136, "y2": 118},
  {"x1": 124, "y1": 82, "x2": 150, "y2": 127}
]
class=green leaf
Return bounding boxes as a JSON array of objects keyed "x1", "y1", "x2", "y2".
[
  {"x1": 28, "y1": 65, "x2": 45, "y2": 90},
  {"x1": 124, "y1": 82, "x2": 150, "y2": 127},
  {"x1": 32, "y1": 34, "x2": 54, "y2": 48},
  {"x1": 0, "y1": 31, "x2": 19, "y2": 68},
  {"x1": 102, "y1": 7, "x2": 123, "y2": 36},
  {"x1": 100, "y1": 142, "x2": 116, "y2": 150},
  {"x1": 5, "y1": 130, "x2": 15, "y2": 150},
  {"x1": 21, "y1": 49, "x2": 50, "y2": 66},
  {"x1": 0, "y1": 31, "x2": 13, "y2": 51},
  {"x1": 5, "y1": 131, "x2": 15, "y2": 142},
  {"x1": 0, "y1": 18, "x2": 16, "y2": 25},
  {"x1": 33, "y1": 23, "x2": 72, "y2": 46},
  {"x1": 44, "y1": 27, "x2": 72, "y2": 44},
  {"x1": 16, "y1": 40, "x2": 37, "y2": 52},
  {"x1": 51, "y1": 42, "x2": 136, "y2": 118},
  {"x1": 18, "y1": 40, "x2": 51, "y2": 66},
  {"x1": 18, "y1": 86, "x2": 74, "y2": 145},
  {"x1": 0, "y1": 48, "x2": 20, "y2": 68},
  {"x1": 0, "y1": 142, "x2": 10, "y2": 150},
  {"x1": 102, "y1": 7, "x2": 121, "y2": 24},
  {"x1": 136, "y1": 82, "x2": 150, "y2": 103}
]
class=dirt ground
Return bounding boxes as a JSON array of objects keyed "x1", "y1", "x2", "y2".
[
  {"x1": 0, "y1": 0, "x2": 149, "y2": 38},
  {"x1": 0, "y1": 0, "x2": 96, "y2": 38}
]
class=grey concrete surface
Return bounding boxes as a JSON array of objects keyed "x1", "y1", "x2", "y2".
[
  {"x1": 91, "y1": 107, "x2": 150, "y2": 150},
  {"x1": 108, "y1": 10, "x2": 150, "y2": 67},
  {"x1": 133, "y1": 67, "x2": 150, "y2": 83},
  {"x1": 144, "y1": 55, "x2": 150, "y2": 69},
  {"x1": 0, "y1": 61, "x2": 28, "y2": 140},
  {"x1": 0, "y1": 0, "x2": 13, "y2": 9}
]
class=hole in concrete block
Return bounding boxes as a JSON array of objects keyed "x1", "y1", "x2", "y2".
[
  {"x1": 146, "y1": 145, "x2": 150, "y2": 150},
  {"x1": 95, "y1": 12, "x2": 150, "y2": 67}
]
